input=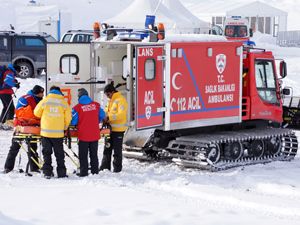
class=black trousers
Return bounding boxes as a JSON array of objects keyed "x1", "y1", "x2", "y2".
[
  {"x1": 100, "y1": 131, "x2": 124, "y2": 172},
  {"x1": 41, "y1": 137, "x2": 66, "y2": 177},
  {"x1": 0, "y1": 94, "x2": 15, "y2": 123},
  {"x1": 4, "y1": 138, "x2": 39, "y2": 172},
  {"x1": 78, "y1": 140, "x2": 99, "y2": 176}
]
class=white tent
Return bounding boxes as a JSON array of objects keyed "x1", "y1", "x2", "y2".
[
  {"x1": 226, "y1": 1, "x2": 288, "y2": 35},
  {"x1": 15, "y1": 4, "x2": 71, "y2": 40},
  {"x1": 162, "y1": 0, "x2": 210, "y2": 34},
  {"x1": 107, "y1": 0, "x2": 207, "y2": 34}
]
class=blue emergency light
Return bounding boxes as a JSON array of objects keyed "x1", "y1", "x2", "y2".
[
  {"x1": 145, "y1": 15, "x2": 156, "y2": 29},
  {"x1": 231, "y1": 16, "x2": 242, "y2": 20},
  {"x1": 244, "y1": 40, "x2": 256, "y2": 46}
]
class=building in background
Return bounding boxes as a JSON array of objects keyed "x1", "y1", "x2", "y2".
[
  {"x1": 226, "y1": 1, "x2": 287, "y2": 36},
  {"x1": 161, "y1": 0, "x2": 210, "y2": 34},
  {"x1": 187, "y1": 0, "x2": 287, "y2": 37}
]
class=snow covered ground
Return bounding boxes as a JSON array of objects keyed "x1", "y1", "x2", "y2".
[{"x1": 0, "y1": 36, "x2": 300, "y2": 225}]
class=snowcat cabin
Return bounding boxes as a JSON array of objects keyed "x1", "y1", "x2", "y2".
[{"x1": 242, "y1": 47, "x2": 283, "y2": 124}]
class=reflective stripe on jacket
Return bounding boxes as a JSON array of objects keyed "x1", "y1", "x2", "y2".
[
  {"x1": 106, "y1": 92, "x2": 128, "y2": 132},
  {"x1": 34, "y1": 91, "x2": 71, "y2": 138}
]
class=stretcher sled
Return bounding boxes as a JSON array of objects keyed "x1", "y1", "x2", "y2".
[
  {"x1": 14, "y1": 125, "x2": 41, "y2": 136},
  {"x1": 14, "y1": 125, "x2": 111, "y2": 138},
  {"x1": 12, "y1": 125, "x2": 111, "y2": 175}
]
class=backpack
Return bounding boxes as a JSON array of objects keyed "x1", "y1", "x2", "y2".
[{"x1": 0, "y1": 65, "x2": 7, "y2": 87}]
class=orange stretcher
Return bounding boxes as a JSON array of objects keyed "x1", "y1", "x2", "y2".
[{"x1": 15, "y1": 125, "x2": 41, "y2": 135}]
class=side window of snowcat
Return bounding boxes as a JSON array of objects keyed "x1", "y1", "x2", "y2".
[{"x1": 255, "y1": 60, "x2": 279, "y2": 104}]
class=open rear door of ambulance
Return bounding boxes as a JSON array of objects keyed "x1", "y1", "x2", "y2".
[
  {"x1": 46, "y1": 43, "x2": 92, "y2": 107},
  {"x1": 136, "y1": 45, "x2": 165, "y2": 130}
]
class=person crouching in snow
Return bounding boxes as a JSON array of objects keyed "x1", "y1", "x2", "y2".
[
  {"x1": 3, "y1": 85, "x2": 44, "y2": 173},
  {"x1": 71, "y1": 88, "x2": 105, "y2": 177}
]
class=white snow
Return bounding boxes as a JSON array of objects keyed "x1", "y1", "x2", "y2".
[
  {"x1": 0, "y1": 37, "x2": 300, "y2": 225},
  {"x1": 1, "y1": 1, "x2": 300, "y2": 225}
]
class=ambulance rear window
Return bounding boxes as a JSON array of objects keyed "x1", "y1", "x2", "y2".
[
  {"x1": 145, "y1": 59, "x2": 155, "y2": 80},
  {"x1": 60, "y1": 54, "x2": 79, "y2": 75}
]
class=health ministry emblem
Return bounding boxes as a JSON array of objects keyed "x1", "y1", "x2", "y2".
[{"x1": 216, "y1": 54, "x2": 226, "y2": 74}]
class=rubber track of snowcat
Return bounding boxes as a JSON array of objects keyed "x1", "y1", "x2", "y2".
[{"x1": 165, "y1": 128, "x2": 298, "y2": 171}]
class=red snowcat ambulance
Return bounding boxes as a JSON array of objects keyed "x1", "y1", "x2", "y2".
[{"x1": 46, "y1": 20, "x2": 297, "y2": 171}]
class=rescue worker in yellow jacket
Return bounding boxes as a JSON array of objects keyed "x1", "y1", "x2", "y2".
[
  {"x1": 34, "y1": 86, "x2": 72, "y2": 179},
  {"x1": 100, "y1": 83, "x2": 128, "y2": 172}
]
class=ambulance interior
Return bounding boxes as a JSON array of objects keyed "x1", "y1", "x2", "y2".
[{"x1": 93, "y1": 42, "x2": 135, "y2": 125}]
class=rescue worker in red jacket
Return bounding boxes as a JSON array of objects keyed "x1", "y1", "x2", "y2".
[
  {"x1": 3, "y1": 85, "x2": 44, "y2": 173},
  {"x1": 0, "y1": 64, "x2": 20, "y2": 125},
  {"x1": 71, "y1": 88, "x2": 105, "y2": 176},
  {"x1": 99, "y1": 84, "x2": 128, "y2": 173}
]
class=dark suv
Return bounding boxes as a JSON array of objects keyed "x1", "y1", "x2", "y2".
[{"x1": 0, "y1": 31, "x2": 56, "y2": 78}]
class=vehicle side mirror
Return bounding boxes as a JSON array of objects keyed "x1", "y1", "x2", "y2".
[
  {"x1": 249, "y1": 28, "x2": 253, "y2": 37},
  {"x1": 280, "y1": 61, "x2": 287, "y2": 78},
  {"x1": 282, "y1": 88, "x2": 290, "y2": 95}
]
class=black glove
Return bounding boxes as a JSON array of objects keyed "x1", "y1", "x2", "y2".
[{"x1": 15, "y1": 82, "x2": 20, "y2": 89}]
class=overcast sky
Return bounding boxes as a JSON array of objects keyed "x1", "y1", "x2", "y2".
[{"x1": 2, "y1": 0, "x2": 300, "y2": 30}]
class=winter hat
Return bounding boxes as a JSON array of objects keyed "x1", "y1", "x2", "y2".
[
  {"x1": 78, "y1": 88, "x2": 89, "y2": 98},
  {"x1": 104, "y1": 83, "x2": 116, "y2": 93},
  {"x1": 32, "y1": 85, "x2": 44, "y2": 95},
  {"x1": 49, "y1": 86, "x2": 63, "y2": 95}
]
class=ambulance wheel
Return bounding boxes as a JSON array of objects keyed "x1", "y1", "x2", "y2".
[{"x1": 17, "y1": 62, "x2": 33, "y2": 79}]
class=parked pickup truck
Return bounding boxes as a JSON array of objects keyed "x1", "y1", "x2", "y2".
[{"x1": 0, "y1": 31, "x2": 56, "y2": 78}]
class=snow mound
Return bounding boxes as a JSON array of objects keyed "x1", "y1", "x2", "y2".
[
  {"x1": 252, "y1": 31, "x2": 277, "y2": 45},
  {"x1": 0, "y1": 212, "x2": 33, "y2": 225}
]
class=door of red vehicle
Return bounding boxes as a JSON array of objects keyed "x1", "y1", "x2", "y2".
[
  {"x1": 249, "y1": 52, "x2": 283, "y2": 123},
  {"x1": 136, "y1": 46, "x2": 164, "y2": 130}
]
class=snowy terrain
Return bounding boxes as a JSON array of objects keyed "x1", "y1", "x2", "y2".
[
  {"x1": 0, "y1": 35, "x2": 300, "y2": 225},
  {"x1": 0, "y1": 0, "x2": 300, "y2": 224}
]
